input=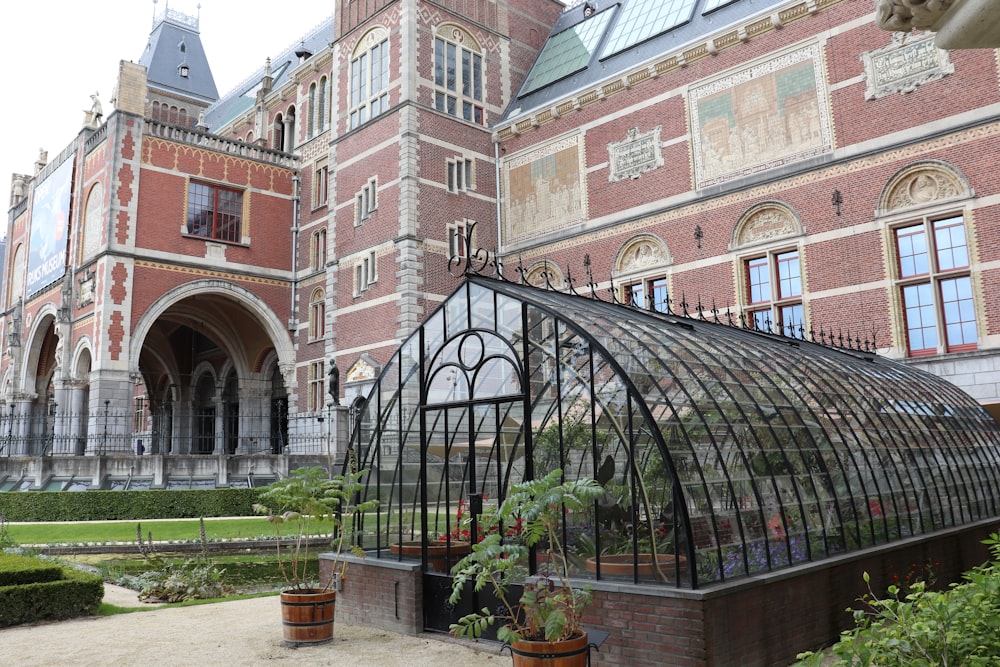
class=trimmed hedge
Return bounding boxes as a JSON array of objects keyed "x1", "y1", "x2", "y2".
[
  {"x1": 0, "y1": 553, "x2": 63, "y2": 586},
  {"x1": 0, "y1": 488, "x2": 263, "y2": 522},
  {"x1": 0, "y1": 563, "x2": 104, "y2": 627}
]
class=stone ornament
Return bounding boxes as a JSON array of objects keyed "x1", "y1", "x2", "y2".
[
  {"x1": 861, "y1": 32, "x2": 953, "y2": 100},
  {"x1": 346, "y1": 357, "x2": 377, "y2": 383},
  {"x1": 876, "y1": 0, "x2": 954, "y2": 33},
  {"x1": 608, "y1": 126, "x2": 663, "y2": 182},
  {"x1": 733, "y1": 203, "x2": 801, "y2": 248},
  {"x1": 884, "y1": 166, "x2": 965, "y2": 211},
  {"x1": 616, "y1": 238, "x2": 669, "y2": 275}
]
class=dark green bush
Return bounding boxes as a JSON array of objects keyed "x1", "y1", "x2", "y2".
[
  {"x1": 0, "y1": 553, "x2": 62, "y2": 586},
  {"x1": 0, "y1": 488, "x2": 263, "y2": 522},
  {"x1": 0, "y1": 564, "x2": 103, "y2": 627}
]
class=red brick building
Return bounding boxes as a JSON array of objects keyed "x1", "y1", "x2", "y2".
[{"x1": 3, "y1": 0, "x2": 1000, "y2": 488}]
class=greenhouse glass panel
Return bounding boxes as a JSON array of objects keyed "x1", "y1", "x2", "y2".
[{"x1": 352, "y1": 277, "x2": 1000, "y2": 590}]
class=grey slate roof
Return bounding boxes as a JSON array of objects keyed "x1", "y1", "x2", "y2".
[
  {"x1": 139, "y1": 11, "x2": 219, "y2": 103},
  {"x1": 203, "y1": 16, "x2": 335, "y2": 132},
  {"x1": 504, "y1": 0, "x2": 787, "y2": 122}
]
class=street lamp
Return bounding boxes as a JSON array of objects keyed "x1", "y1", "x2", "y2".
[{"x1": 101, "y1": 399, "x2": 110, "y2": 455}]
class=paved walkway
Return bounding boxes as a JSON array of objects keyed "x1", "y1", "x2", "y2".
[{"x1": 0, "y1": 584, "x2": 508, "y2": 666}]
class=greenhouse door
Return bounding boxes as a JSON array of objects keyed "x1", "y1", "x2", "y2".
[{"x1": 420, "y1": 399, "x2": 523, "y2": 636}]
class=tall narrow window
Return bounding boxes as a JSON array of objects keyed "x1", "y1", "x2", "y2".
[
  {"x1": 313, "y1": 162, "x2": 329, "y2": 208},
  {"x1": 448, "y1": 221, "x2": 471, "y2": 259},
  {"x1": 308, "y1": 83, "x2": 317, "y2": 138},
  {"x1": 186, "y1": 181, "x2": 243, "y2": 243},
  {"x1": 318, "y1": 76, "x2": 327, "y2": 132},
  {"x1": 434, "y1": 27, "x2": 484, "y2": 125},
  {"x1": 355, "y1": 177, "x2": 378, "y2": 225},
  {"x1": 309, "y1": 288, "x2": 326, "y2": 340},
  {"x1": 742, "y1": 249, "x2": 804, "y2": 337},
  {"x1": 311, "y1": 228, "x2": 327, "y2": 269},
  {"x1": 894, "y1": 214, "x2": 976, "y2": 356},
  {"x1": 354, "y1": 250, "x2": 378, "y2": 296},
  {"x1": 350, "y1": 30, "x2": 390, "y2": 129},
  {"x1": 308, "y1": 360, "x2": 326, "y2": 411}
]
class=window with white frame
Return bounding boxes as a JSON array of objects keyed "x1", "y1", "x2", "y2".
[
  {"x1": 355, "y1": 177, "x2": 377, "y2": 225},
  {"x1": 308, "y1": 360, "x2": 325, "y2": 411},
  {"x1": 318, "y1": 76, "x2": 327, "y2": 133},
  {"x1": 893, "y1": 214, "x2": 977, "y2": 356},
  {"x1": 313, "y1": 161, "x2": 329, "y2": 208},
  {"x1": 350, "y1": 29, "x2": 390, "y2": 130},
  {"x1": 308, "y1": 82, "x2": 317, "y2": 138},
  {"x1": 434, "y1": 27, "x2": 484, "y2": 125},
  {"x1": 447, "y1": 157, "x2": 475, "y2": 193},
  {"x1": 354, "y1": 250, "x2": 378, "y2": 296},
  {"x1": 311, "y1": 228, "x2": 327, "y2": 270},
  {"x1": 309, "y1": 288, "x2": 326, "y2": 340},
  {"x1": 448, "y1": 220, "x2": 472, "y2": 259},
  {"x1": 742, "y1": 248, "x2": 804, "y2": 337}
]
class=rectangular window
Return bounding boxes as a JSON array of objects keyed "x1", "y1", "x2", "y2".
[
  {"x1": 311, "y1": 228, "x2": 327, "y2": 270},
  {"x1": 742, "y1": 249, "x2": 804, "y2": 337},
  {"x1": 448, "y1": 221, "x2": 469, "y2": 259},
  {"x1": 624, "y1": 276, "x2": 669, "y2": 313},
  {"x1": 313, "y1": 163, "x2": 329, "y2": 208},
  {"x1": 894, "y1": 215, "x2": 976, "y2": 356},
  {"x1": 447, "y1": 157, "x2": 475, "y2": 193},
  {"x1": 133, "y1": 396, "x2": 146, "y2": 432},
  {"x1": 186, "y1": 181, "x2": 243, "y2": 243},
  {"x1": 308, "y1": 360, "x2": 325, "y2": 411},
  {"x1": 354, "y1": 178, "x2": 378, "y2": 225},
  {"x1": 354, "y1": 250, "x2": 378, "y2": 296}
]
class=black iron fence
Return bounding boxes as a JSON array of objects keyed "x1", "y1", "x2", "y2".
[{"x1": 0, "y1": 407, "x2": 338, "y2": 458}]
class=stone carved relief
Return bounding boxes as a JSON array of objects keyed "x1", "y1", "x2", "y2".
[
  {"x1": 523, "y1": 263, "x2": 565, "y2": 290},
  {"x1": 616, "y1": 238, "x2": 669, "y2": 275},
  {"x1": 876, "y1": 0, "x2": 954, "y2": 33},
  {"x1": 861, "y1": 32, "x2": 953, "y2": 100},
  {"x1": 884, "y1": 166, "x2": 965, "y2": 211},
  {"x1": 690, "y1": 44, "x2": 832, "y2": 189},
  {"x1": 77, "y1": 270, "x2": 95, "y2": 308},
  {"x1": 346, "y1": 357, "x2": 377, "y2": 383},
  {"x1": 608, "y1": 126, "x2": 663, "y2": 182},
  {"x1": 734, "y1": 203, "x2": 800, "y2": 248}
]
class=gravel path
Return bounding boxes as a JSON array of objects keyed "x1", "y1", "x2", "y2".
[{"x1": 0, "y1": 584, "x2": 508, "y2": 666}]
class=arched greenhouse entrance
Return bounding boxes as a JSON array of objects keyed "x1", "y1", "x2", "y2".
[{"x1": 348, "y1": 275, "x2": 1000, "y2": 643}]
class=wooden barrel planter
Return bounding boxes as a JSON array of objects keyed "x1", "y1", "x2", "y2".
[
  {"x1": 390, "y1": 540, "x2": 472, "y2": 573},
  {"x1": 585, "y1": 553, "x2": 687, "y2": 581},
  {"x1": 279, "y1": 588, "x2": 336, "y2": 647},
  {"x1": 509, "y1": 631, "x2": 590, "y2": 667}
]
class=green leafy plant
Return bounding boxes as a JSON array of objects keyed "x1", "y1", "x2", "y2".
[
  {"x1": 448, "y1": 469, "x2": 603, "y2": 644},
  {"x1": 797, "y1": 533, "x2": 1000, "y2": 666},
  {"x1": 253, "y1": 466, "x2": 377, "y2": 591},
  {"x1": 132, "y1": 558, "x2": 233, "y2": 603}
]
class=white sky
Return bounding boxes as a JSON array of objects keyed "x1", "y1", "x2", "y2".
[{"x1": 1, "y1": 0, "x2": 334, "y2": 226}]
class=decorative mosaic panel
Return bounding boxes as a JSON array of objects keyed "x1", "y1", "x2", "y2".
[
  {"x1": 503, "y1": 134, "x2": 586, "y2": 245},
  {"x1": 861, "y1": 33, "x2": 954, "y2": 101},
  {"x1": 690, "y1": 43, "x2": 833, "y2": 189}
]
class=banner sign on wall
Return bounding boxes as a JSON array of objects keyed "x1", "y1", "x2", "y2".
[{"x1": 26, "y1": 157, "x2": 74, "y2": 296}]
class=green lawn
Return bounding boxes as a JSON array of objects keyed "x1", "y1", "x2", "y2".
[{"x1": 6, "y1": 517, "x2": 333, "y2": 545}]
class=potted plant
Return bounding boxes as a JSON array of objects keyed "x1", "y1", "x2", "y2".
[
  {"x1": 253, "y1": 466, "x2": 377, "y2": 647},
  {"x1": 448, "y1": 469, "x2": 604, "y2": 667}
]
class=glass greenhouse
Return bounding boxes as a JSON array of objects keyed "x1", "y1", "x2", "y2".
[{"x1": 351, "y1": 276, "x2": 1000, "y2": 589}]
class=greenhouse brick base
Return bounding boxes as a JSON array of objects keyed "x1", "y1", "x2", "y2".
[{"x1": 325, "y1": 520, "x2": 997, "y2": 666}]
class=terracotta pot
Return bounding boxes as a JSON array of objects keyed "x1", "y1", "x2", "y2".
[
  {"x1": 279, "y1": 588, "x2": 336, "y2": 647},
  {"x1": 585, "y1": 553, "x2": 688, "y2": 581},
  {"x1": 390, "y1": 540, "x2": 472, "y2": 573},
  {"x1": 509, "y1": 631, "x2": 590, "y2": 667}
]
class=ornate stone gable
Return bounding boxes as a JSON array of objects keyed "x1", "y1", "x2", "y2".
[
  {"x1": 861, "y1": 32, "x2": 954, "y2": 101},
  {"x1": 881, "y1": 162, "x2": 967, "y2": 212},
  {"x1": 733, "y1": 202, "x2": 802, "y2": 249}
]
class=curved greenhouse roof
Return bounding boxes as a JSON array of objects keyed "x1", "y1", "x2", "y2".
[{"x1": 353, "y1": 276, "x2": 1000, "y2": 588}]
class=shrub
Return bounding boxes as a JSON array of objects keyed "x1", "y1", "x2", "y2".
[
  {"x1": 797, "y1": 533, "x2": 1000, "y2": 666},
  {"x1": 0, "y1": 488, "x2": 263, "y2": 522},
  {"x1": 0, "y1": 561, "x2": 103, "y2": 627}
]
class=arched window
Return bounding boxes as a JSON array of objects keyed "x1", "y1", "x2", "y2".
[
  {"x1": 350, "y1": 27, "x2": 390, "y2": 129},
  {"x1": 880, "y1": 162, "x2": 976, "y2": 356},
  {"x1": 613, "y1": 235, "x2": 671, "y2": 312},
  {"x1": 82, "y1": 182, "x2": 104, "y2": 260},
  {"x1": 308, "y1": 83, "x2": 317, "y2": 138},
  {"x1": 318, "y1": 76, "x2": 328, "y2": 132},
  {"x1": 434, "y1": 24, "x2": 484, "y2": 125},
  {"x1": 273, "y1": 113, "x2": 285, "y2": 152},
  {"x1": 309, "y1": 288, "x2": 326, "y2": 340}
]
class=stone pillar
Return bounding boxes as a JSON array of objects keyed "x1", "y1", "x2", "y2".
[{"x1": 283, "y1": 117, "x2": 294, "y2": 152}]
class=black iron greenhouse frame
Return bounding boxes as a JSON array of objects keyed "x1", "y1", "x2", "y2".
[{"x1": 350, "y1": 275, "x2": 1000, "y2": 591}]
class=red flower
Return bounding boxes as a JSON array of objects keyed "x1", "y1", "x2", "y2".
[
  {"x1": 767, "y1": 515, "x2": 786, "y2": 543},
  {"x1": 868, "y1": 499, "x2": 884, "y2": 518}
]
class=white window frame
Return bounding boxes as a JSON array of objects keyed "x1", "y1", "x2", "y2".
[
  {"x1": 350, "y1": 29, "x2": 390, "y2": 130},
  {"x1": 355, "y1": 177, "x2": 378, "y2": 226},
  {"x1": 433, "y1": 26, "x2": 484, "y2": 125},
  {"x1": 447, "y1": 157, "x2": 475, "y2": 193},
  {"x1": 354, "y1": 250, "x2": 378, "y2": 297}
]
